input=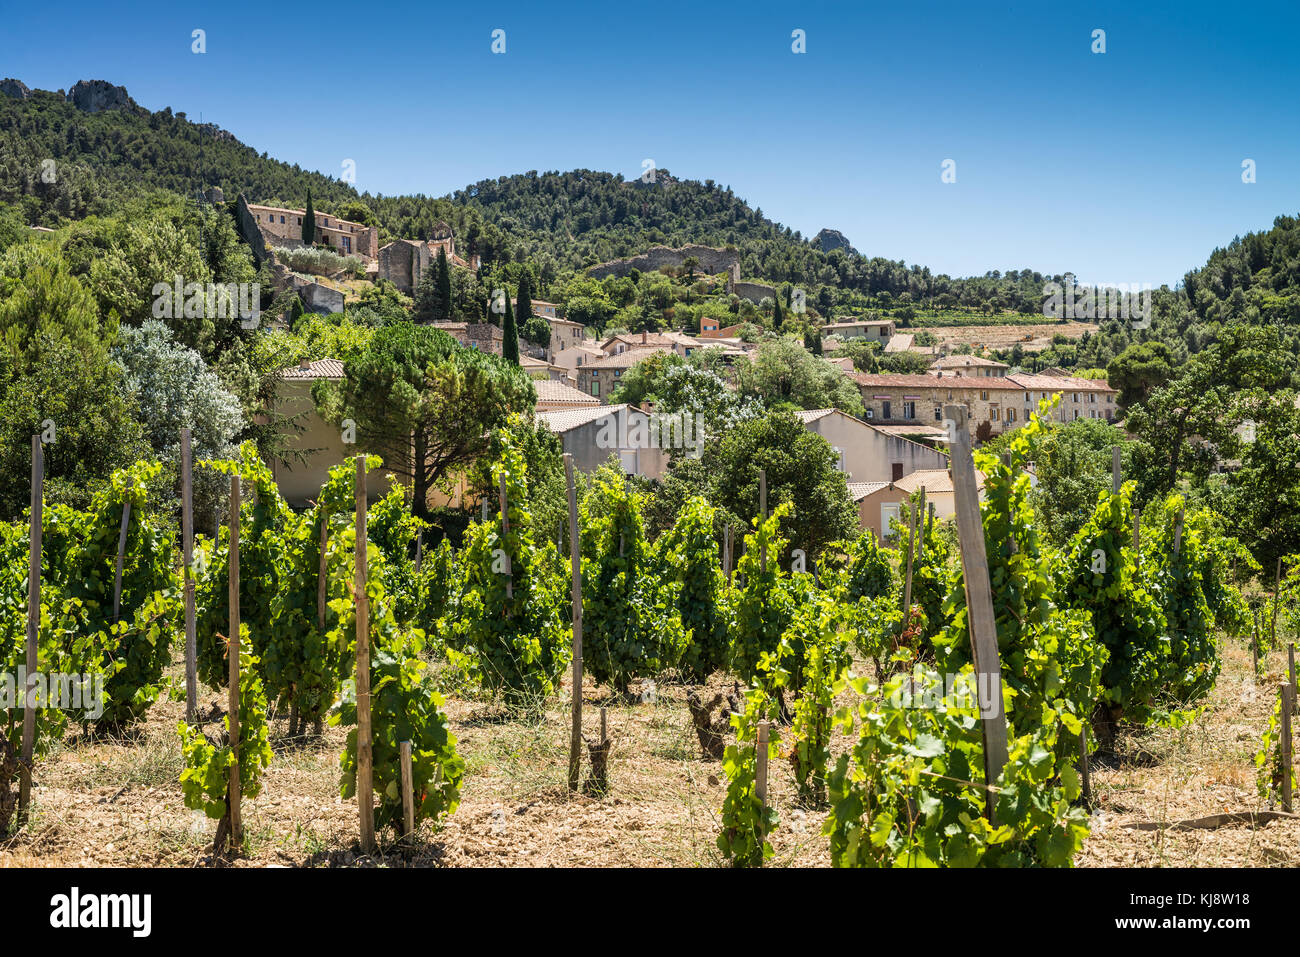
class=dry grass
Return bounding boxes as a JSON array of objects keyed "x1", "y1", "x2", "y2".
[{"x1": 2, "y1": 630, "x2": 1295, "y2": 868}]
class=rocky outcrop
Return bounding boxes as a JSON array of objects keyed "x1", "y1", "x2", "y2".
[
  {"x1": 0, "y1": 78, "x2": 30, "y2": 100},
  {"x1": 65, "y1": 79, "x2": 142, "y2": 114},
  {"x1": 814, "y1": 228, "x2": 857, "y2": 256},
  {"x1": 587, "y1": 243, "x2": 740, "y2": 282}
]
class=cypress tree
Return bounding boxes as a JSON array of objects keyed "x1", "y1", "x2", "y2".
[
  {"x1": 435, "y1": 247, "x2": 452, "y2": 320},
  {"x1": 502, "y1": 288, "x2": 519, "y2": 364},
  {"x1": 772, "y1": 291, "x2": 784, "y2": 329},
  {"x1": 516, "y1": 270, "x2": 533, "y2": 328},
  {"x1": 302, "y1": 189, "x2": 315, "y2": 244}
]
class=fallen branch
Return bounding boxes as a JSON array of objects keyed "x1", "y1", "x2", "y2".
[{"x1": 1126, "y1": 810, "x2": 1300, "y2": 831}]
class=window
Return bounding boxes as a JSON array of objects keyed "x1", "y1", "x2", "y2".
[
  {"x1": 1007, "y1": 408, "x2": 1017, "y2": 423},
  {"x1": 280, "y1": 215, "x2": 285, "y2": 224},
  {"x1": 881, "y1": 503, "x2": 901, "y2": 538},
  {"x1": 990, "y1": 407, "x2": 999, "y2": 421},
  {"x1": 297, "y1": 217, "x2": 302, "y2": 225},
  {"x1": 614, "y1": 370, "x2": 622, "y2": 378},
  {"x1": 891, "y1": 462, "x2": 904, "y2": 481},
  {"x1": 902, "y1": 401, "x2": 916, "y2": 419},
  {"x1": 591, "y1": 381, "x2": 600, "y2": 397},
  {"x1": 980, "y1": 390, "x2": 989, "y2": 401},
  {"x1": 619, "y1": 450, "x2": 637, "y2": 473},
  {"x1": 882, "y1": 401, "x2": 892, "y2": 420},
  {"x1": 933, "y1": 406, "x2": 942, "y2": 421}
]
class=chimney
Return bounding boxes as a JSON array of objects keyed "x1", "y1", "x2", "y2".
[
  {"x1": 641, "y1": 330, "x2": 647, "y2": 344},
  {"x1": 299, "y1": 358, "x2": 311, "y2": 370}
]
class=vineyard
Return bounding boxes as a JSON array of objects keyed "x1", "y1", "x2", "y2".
[{"x1": 1, "y1": 405, "x2": 1298, "y2": 868}]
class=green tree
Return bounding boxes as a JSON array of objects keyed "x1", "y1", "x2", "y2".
[
  {"x1": 502, "y1": 285, "x2": 520, "y2": 365},
  {"x1": 302, "y1": 189, "x2": 315, "y2": 244},
  {"x1": 312, "y1": 323, "x2": 535, "y2": 519}
]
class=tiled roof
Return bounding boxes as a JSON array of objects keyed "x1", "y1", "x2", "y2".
[
  {"x1": 851, "y1": 373, "x2": 1025, "y2": 391},
  {"x1": 793, "y1": 408, "x2": 837, "y2": 424},
  {"x1": 538, "y1": 404, "x2": 630, "y2": 433},
  {"x1": 824, "y1": 318, "x2": 895, "y2": 329},
  {"x1": 846, "y1": 481, "x2": 890, "y2": 501},
  {"x1": 1006, "y1": 373, "x2": 1116, "y2": 393},
  {"x1": 893, "y1": 469, "x2": 956, "y2": 494},
  {"x1": 281, "y1": 358, "x2": 345, "y2": 380},
  {"x1": 584, "y1": 347, "x2": 672, "y2": 370},
  {"x1": 534, "y1": 379, "x2": 600, "y2": 408},
  {"x1": 931, "y1": 355, "x2": 1008, "y2": 369}
]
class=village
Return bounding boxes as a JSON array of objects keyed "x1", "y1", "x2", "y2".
[{"x1": 240, "y1": 194, "x2": 1117, "y2": 541}]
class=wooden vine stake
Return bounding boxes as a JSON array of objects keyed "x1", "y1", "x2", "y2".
[
  {"x1": 355, "y1": 457, "x2": 375, "y2": 856},
  {"x1": 1290, "y1": 643, "x2": 1297, "y2": 715},
  {"x1": 18, "y1": 436, "x2": 42, "y2": 824},
  {"x1": 755, "y1": 718, "x2": 770, "y2": 865},
  {"x1": 1282, "y1": 683, "x2": 1294, "y2": 813},
  {"x1": 564, "y1": 454, "x2": 583, "y2": 792},
  {"x1": 944, "y1": 405, "x2": 1008, "y2": 821},
  {"x1": 902, "y1": 499, "x2": 917, "y2": 616},
  {"x1": 1253, "y1": 610, "x2": 1261, "y2": 678},
  {"x1": 915, "y1": 486, "x2": 927, "y2": 563},
  {"x1": 1172, "y1": 508, "x2": 1184, "y2": 559},
  {"x1": 498, "y1": 471, "x2": 512, "y2": 599},
  {"x1": 399, "y1": 741, "x2": 415, "y2": 841},
  {"x1": 1271, "y1": 557, "x2": 1284, "y2": 651},
  {"x1": 1079, "y1": 729, "x2": 1092, "y2": 807},
  {"x1": 1111, "y1": 445, "x2": 1122, "y2": 494},
  {"x1": 226, "y1": 473, "x2": 242, "y2": 852},
  {"x1": 111, "y1": 480, "x2": 133, "y2": 623},
  {"x1": 758, "y1": 469, "x2": 767, "y2": 574},
  {"x1": 181, "y1": 428, "x2": 197, "y2": 723}
]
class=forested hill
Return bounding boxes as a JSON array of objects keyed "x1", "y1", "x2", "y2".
[{"x1": 1, "y1": 79, "x2": 1066, "y2": 307}]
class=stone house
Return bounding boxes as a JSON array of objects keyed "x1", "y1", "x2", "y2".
[
  {"x1": 378, "y1": 228, "x2": 475, "y2": 295},
  {"x1": 430, "y1": 322, "x2": 504, "y2": 356},
  {"x1": 553, "y1": 343, "x2": 607, "y2": 379},
  {"x1": 930, "y1": 355, "x2": 1009, "y2": 377},
  {"x1": 538, "y1": 404, "x2": 670, "y2": 481},
  {"x1": 1005, "y1": 373, "x2": 1118, "y2": 423},
  {"x1": 578, "y1": 347, "x2": 673, "y2": 401},
  {"x1": 245, "y1": 202, "x2": 379, "y2": 258},
  {"x1": 545, "y1": 316, "x2": 587, "y2": 361},
  {"x1": 851, "y1": 372, "x2": 1030, "y2": 437},
  {"x1": 822, "y1": 318, "x2": 897, "y2": 343},
  {"x1": 794, "y1": 408, "x2": 949, "y2": 484}
]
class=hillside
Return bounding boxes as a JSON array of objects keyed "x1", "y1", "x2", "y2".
[{"x1": 0, "y1": 78, "x2": 1067, "y2": 310}]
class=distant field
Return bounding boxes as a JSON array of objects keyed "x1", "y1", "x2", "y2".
[{"x1": 909, "y1": 321, "x2": 1099, "y2": 351}]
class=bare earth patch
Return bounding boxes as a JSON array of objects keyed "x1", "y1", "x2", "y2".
[{"x1": 1, "y1": 633, "x2": 1290, "y2": 868}]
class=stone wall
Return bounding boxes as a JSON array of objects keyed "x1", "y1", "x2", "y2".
[
  {"x1": 733, "y1": 281, "x2": 776, "y2": 304},
  {"x1": 587, "y1": 244, "x2": 740, "y2": 283}
]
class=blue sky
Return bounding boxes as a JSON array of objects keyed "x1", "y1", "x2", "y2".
[{"x1": 3, "y1": 0, "x2": 1297, "y2": 285}]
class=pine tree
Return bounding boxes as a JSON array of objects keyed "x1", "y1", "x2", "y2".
[
  {"x1": 302, "y1": 189, "x2": 315, "y2": 244},
  {"x1": 502, "y1": 287, "x2": 519, "y2": 364},
  {"x1": 435, "y1": 247, "x2": 452, "y2": 321}
]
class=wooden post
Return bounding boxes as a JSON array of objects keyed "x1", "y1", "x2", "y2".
[
  {"x1": 1132, "y1": 509, "x2": 1141, "y2": 561},
  {"x1": 926, "y1": 501, "x2": 934, "y2": 541},
  {"x1": 1282, "y1": 684, "x2": 1294, "y2": 813},
  {"x1": 1253, "y1": 610, "x2": 1261, "y2": 677},
  {"x1": 227, "y1": 474, "x2": 242, "y2": 850},
  {"x1": 564, "y1": 454, "x2": 583, "y2": 792},
  {"x1": 181, "y1": 429, "x2": 197, "y2": 723},
  {"x1": 1111, "y1": 445, "x2": 1121, "y2": 494},
  {"x1": 755, "y1": 720, "x2": 770, "y2": 812},
  {"x1": 944, "y1": 405, "x2": 1008, "y2": 821},
  {"x1": 902, "y1": 501, "x2": 917, "y2": 616},
  {"x1": 600, "y1": 706, "x2": 607, "y2": 745},
  {"x1": 1290, "y1": 643, "x2": 1297, "y2": 713},
  {"x1": 355, "y1": 457, "x2": 375, "y2": 856},
  {"x1": 498, "y1": 472, "x2": 512, "y2": 599},
  {"x1": 724, "y1": 524, "x2": 733, "y2": 584},
  {"x1": 415, "y1": 528, "x2": 423, "y2": 575},
  {"x1": 399, "y1": 741, "x2": 415, "y2": 839},
  {"x1": 915, "y1": 487, "x2": 927, "y2": 563},
  {"x1": 1079, "y1": 730, "x2": 1092, "y2": 807},
  {"x1": 1271, "y1": 557, "x2": 1283, "y2": 651},
  {"x1": 317, "y1": 509, "x2": 328, "y2": 628},
  {"x1": 111, "y1": 481, "x2": 133, "y2": 624},
  {"x1": 759, "y1": 469, "x2": 767, "y2": 574},
  {"x1": 1172, "y1": 508, "x2": 1184, "y2": 559},
  {"x1": 18, "y1": 436, "x2": 42, "y2": 823}
]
